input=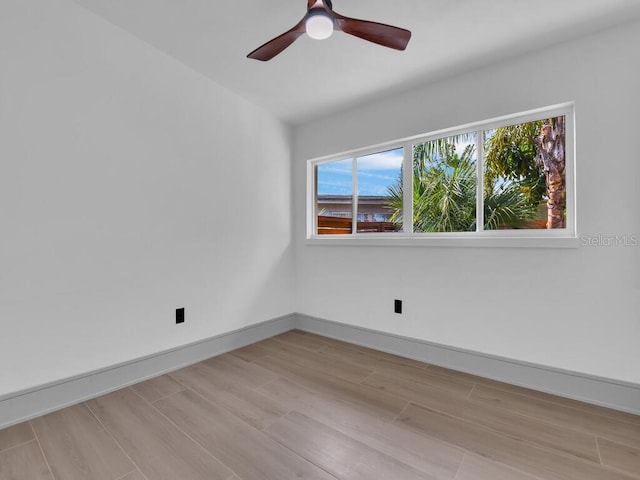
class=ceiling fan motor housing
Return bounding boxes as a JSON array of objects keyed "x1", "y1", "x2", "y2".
[{"x1": 305, "y1": 8, "x2": 335, "y2": 39}]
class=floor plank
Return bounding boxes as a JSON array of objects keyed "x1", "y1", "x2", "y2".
[
  {"x1": 31, "y1": 403, "x2": 134, "y2": 480},
  {"x1": 470, "y1": 385, "x2": 640, "y2": 449},
  {"x1": 272, "y1": 330, "x2": 330, "y2": 352},
  {"x1": 86, "y1": 388, "x2": 234, "y2": 480},
  {"x1": 258, "y1": 339, "x2": 374, "y2": 383},
  {"x1": 319, "y1": 338, "x2": 431, "y2": 370},
  {"x1": 363, "y1": 373, "x2": 600, "y2": 462},
  {"x1": 266, "y1": 410, "x2": 436, "y2": 480},
  {"x1": 0, "y1": 422, "x2": 34, "y2": 452},
  {"x1": 321, "y1": 344, "x2": 441, "y2": 383},
  {"x1": 228, "y1": 341, "x2": 272, "y2": 362},
  {"x1": 131, "y1": 374, "x2": 185, "y2": 404},
  {"x1": 169, "y1": 362, "x2": 288, "y2": 429},
  {"x1": 0, "y1": 441, "x2": 53, "y2": 480},
  {"x1": 201, "y1": 352, "x2": 279, "y2": 388},
  {"x1": 598, "y1": 438, "x2": 640, "y2": 478},
  {"x1": 254, "y1": 353, "x2": 408, "y2": 421},
  {"x1": 289, "y1": 331, "x2": 359, "y2": 350},
  {"x1": 363, "y1": 369, "x2": 474, "y2": 398},
  {"x1": 258, "y1": 377, "x2": 463, "y2": 479},
  {"x1": 455, "y1": 454, "x2": 541, "y2": 480},
  {"x1": 440, "y1": 370, "x2": 640, "y2": 427},
  {"x1": 259, "y1": 336, "x2": 319, "y2": 357},
  {"x1": 156, "y1": 388, "x2": 338, "y2": 480},
  {"x1": 397, "y1": 402, "x2": 636, "y2": 480},
  {"x1": 118, "y1": 471, "x2": 148, "y2": 480}
]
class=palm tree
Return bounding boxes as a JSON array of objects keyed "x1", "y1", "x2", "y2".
[
  {"x1": 535, "y1": 117, "x2": 566, "y2": 228},
  {"x1": 412, "y1": 141, "x2": 477, "y2": 232},
  {"x1": 387, "y1": 137, "x2": 536, "y2": 231},
  {"x1": 483, "y1": 178, "x2": 538, "y2": 230},
  {"x1": 485, "y1": 116, "x2": 566, "y2": 228}
]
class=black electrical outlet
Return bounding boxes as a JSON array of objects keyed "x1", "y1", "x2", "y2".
[
  {"x1": 176, "y1": 307, "x2": 185, "y2": 324},
  {"x1": 394, "y1": 299, "x2": 402, "y2": 314}
]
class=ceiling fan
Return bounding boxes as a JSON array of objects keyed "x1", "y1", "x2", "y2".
[{"x1": 247, "y1": 0, "x2": 412, "y2": 61}]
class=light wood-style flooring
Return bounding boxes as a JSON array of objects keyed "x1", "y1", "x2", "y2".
[{"x1": 1, "y1": 330, "x2": 639, "y2": 480}]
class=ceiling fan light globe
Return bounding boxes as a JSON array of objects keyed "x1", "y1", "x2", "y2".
[{"x1": 305, "y1": 14, "x2": 334, "y2": 40}]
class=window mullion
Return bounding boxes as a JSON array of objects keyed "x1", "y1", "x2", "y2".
[
  {"x1": 352, "y1": 156, "x2": 358, "y2": 234},
  {"x1": 403, "y1": 142, "x2": 413, "y2": 234},
  {"x1": 312, "y1": 164, "x2": 318, "y2": 236},
  {"x1": 476, "y1": 130, "x2": 484, "y2": 233}
]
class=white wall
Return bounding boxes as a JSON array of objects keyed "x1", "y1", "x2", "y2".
[
  {"x1": 294, "y1": 21, "x2": 640, "y2": 384},
  {"x1": 0, "y1": 0, "x2": 294, "y2": 396}
]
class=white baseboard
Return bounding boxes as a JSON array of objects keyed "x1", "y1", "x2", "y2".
[
  {"x1": 2, "y1": 312, "x2": 638, "y2": 429},
  {"x1": 0, "y1": 314, "x2": 295, "y2": 429},
  {"x1": 294, "y1": 313, "x2": 640, "y2": 416}
]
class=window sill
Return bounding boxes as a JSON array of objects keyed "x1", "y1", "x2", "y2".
[{"x1": 305, "y1": 235, "x2": 580, "y2": 248}]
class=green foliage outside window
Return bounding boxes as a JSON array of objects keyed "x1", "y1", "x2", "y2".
[{"x1": 386, "y1": 117, "x2": 565, "y2": 232}]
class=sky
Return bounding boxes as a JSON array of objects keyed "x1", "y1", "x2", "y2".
[
  {"x1": 316, "y1": 139, "x2": 477, "y2": 197},
  {"x1": 317, "y1": 148, "x2": 404, "y2": 197}
]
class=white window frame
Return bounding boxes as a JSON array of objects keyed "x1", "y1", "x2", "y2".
[{"x1": 307, "y1": 103, "x2": 578, "y2": 248}]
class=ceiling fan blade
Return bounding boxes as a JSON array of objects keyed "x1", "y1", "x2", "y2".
[
  {"x1": 333, "y1": 13, "x2": 411, "y2": 51},
  {"x1": 247, "y1": 19, "x2": 306, "y2": 61}
]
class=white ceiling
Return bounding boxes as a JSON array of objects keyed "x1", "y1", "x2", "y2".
[{"x1": 72, "y1": 0, "x2": 640, "y2": 125}]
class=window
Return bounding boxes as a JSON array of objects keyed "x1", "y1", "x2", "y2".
[
  {"x1": 314, "y1": 149, "x2": 404, "y2": 234},
  {"x1": 308, "y1": 104, "x2": 576, "y2": 246},
  {"x1": 412, "y1": 133, "x2": 478, "y2": 233},
  {"x1": 356, "y1": 148, "x2": 404, "y2": 233},
  {"x1": 316, "y1": 158, "x2": 353, "y2": 234}
]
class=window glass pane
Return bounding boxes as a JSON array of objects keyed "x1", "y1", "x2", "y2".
[
  {"x1": 356, "y1": 148, "x2": 404, "y2": 233},
  {"x1": 483, "y1": 116, "x2": 566, "y2": 230},
  {"x1": 412, "y1": 134, "x2": 477, "y2": 232},
  {"x1": 316, "y1": 158, "x2": 353, "y2": 235}
]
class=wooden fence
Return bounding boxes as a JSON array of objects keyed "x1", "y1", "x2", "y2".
[{"x1": 317, "y1": 215, "x2": 401, "y2": 234}]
